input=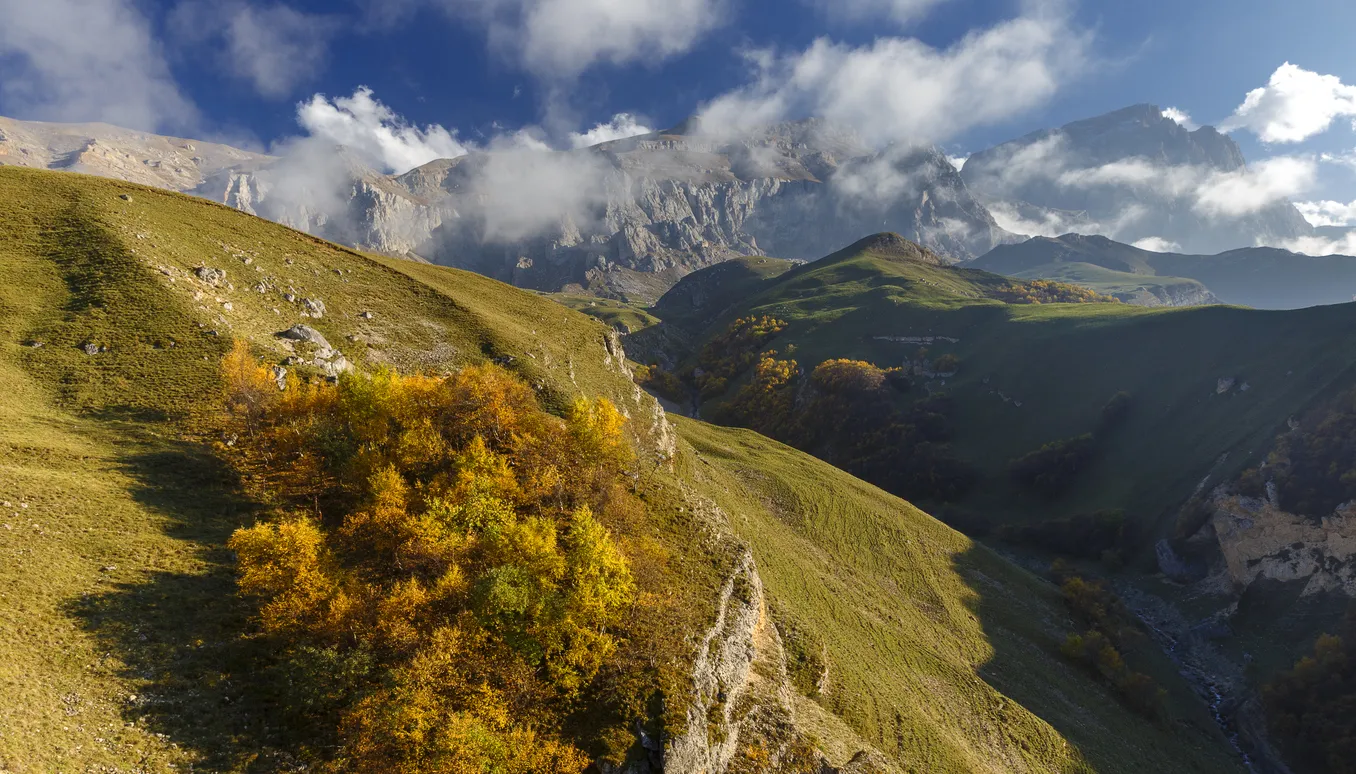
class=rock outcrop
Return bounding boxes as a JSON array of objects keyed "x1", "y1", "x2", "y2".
[{"x1": 1209, "y1": 490, "x2": 1356, "y2": 595}]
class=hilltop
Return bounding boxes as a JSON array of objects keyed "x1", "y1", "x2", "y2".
[{"x1": 0, "y1": 168, "x2": 1247, "y2": 772}]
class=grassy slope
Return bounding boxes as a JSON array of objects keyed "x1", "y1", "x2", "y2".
[
  {"x1": 0, "y1": 166, "x2": 667, "y2": 771},
  {"x1": 999, "y1": 261, "x2": 1212, "y2": 304},
  {"x1": 676, "y1": 418, "x2": 1241, "y2": 773},
  {"x1": 0, "y1": 168, "x2": 1242, "y2": 772},
  {"x1": 660, "y1": 241, "x2": 1356, "y2": 533}
]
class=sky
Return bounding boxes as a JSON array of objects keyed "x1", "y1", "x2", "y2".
[{"x1": 3, "y1": 0, "x2": 1356, "y2": 225}]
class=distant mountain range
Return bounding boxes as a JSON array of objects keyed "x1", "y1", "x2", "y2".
[
  {"x1": 0, "y1": 105, "x2": 1342, "y2": 306},
  {"x1": 974, "y1": 233, "x2": 1356, "y2": 309},
  {"x1": 961, "y1": 104, "x2": 1316, "y2": 255}
]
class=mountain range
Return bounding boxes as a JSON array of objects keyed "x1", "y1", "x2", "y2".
[{"x1": 0, "y1": 104, "x2": 1336, "y2": 306}]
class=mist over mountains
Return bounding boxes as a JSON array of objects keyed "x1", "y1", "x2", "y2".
[{"x1": 0, "y1": 104, "x2": 1342, "y2": 302}]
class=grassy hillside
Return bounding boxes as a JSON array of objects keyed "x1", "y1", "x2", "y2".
[
  {"x1": 644, "y1": 234, "x2": 1356, "y2": 538},
  {"x1": 0, "y1": 167, "x2": 1244, "y2": 772},
  {"x1": 974, "y1": 234, "x2": 1356, "y2": 309},
  {"x1": 675, "y1": 418, "x2": 1242, "y2": 773}
]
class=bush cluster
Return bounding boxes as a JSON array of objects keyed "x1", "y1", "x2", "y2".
[
  {"x1": 219, "y1": 341, "x2": 677, "y2": 772},
  {"x1": 1263, "y1": 603, "x2": 1356, "y2": 774},
  {"x1": 1057, "y1": 574, "x2": 1165, "y2": 719},
  {"x1": 991, "y1": 279, "x2": 1119, "y2": 305}
]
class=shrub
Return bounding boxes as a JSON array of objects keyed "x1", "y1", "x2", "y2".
[
  {"x1": 1263, "y1": 604, "x2": 1356, "y2": 774},
  {"x1": 1010, "y1": 434, "x2": 1097, "y2": 499},
  {"x1": 997, "y1": 510, "x2": 1125, "y2": 559},
  {"x1": 220, "y1": 360, "x2": 668, "y2": 772},
  {"x1": 1098, "y1": 391, "x2": 1133, "y2": 434}
]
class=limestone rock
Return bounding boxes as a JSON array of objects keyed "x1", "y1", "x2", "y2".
[
  {"x1": 195, "y1": 266, "x2": 226, "y2": 286},
  {"x1": 275, "y1": 324, "x2": 331, "y2": 350}
]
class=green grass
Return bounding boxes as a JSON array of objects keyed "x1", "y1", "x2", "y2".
[
  {"x1": 674, "y1": 417, "x2": 1243, "y2": 773},
  {"x1": 1000, "y1": 261, "x2": 1213, "y2": 305},
  {"x1": 654, "y1": 239, "x2": 1356, "y2": 536},
  {"x1": 549, "y1": 292, "x2": 662, "y2": 333},
  {"x1": 0, "y1": 168, "x2": 1251, "y2": 772}
]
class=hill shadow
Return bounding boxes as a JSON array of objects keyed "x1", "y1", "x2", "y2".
[
  {"x1": 65, "y1": 427, "x2": 299, "y2": 771},
  {"x1": 951, "y1": 541, "x2": 1254, "y2": 774}
]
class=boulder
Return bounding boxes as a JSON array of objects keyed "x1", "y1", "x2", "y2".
[
  {"x1": 195, "y1": 266, "x2": 226, "y2": 285},
  {"x1": 275, "y1": 324, "x2": 332, "y2": 350}
]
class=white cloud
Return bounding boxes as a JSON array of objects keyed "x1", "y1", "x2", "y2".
[
  {"x1": 1132, "y1": 236, "x2": 1182, "y2": 253},
  {"x1": 569, "y1": 113, "x2": 654, "y2": 148},
  {"x1": 296, "y1": 87, "x2": 470, "y2": 174},
  {"x1": 1192, "y1": 156, "x2": 1316, "y2": 217},
  {"x1": 171, "y1": 2, "x2": 336, "y2": 99},
  {"x1": 696, "y1": 10, "x2": 1088, "y2": 146},
  {"x1": 1280, "y1": 233, "x2": 1356, "y2": 257},
  {"x1": 445, "y1": 0, "x2": 727, "y2": 79},
  {"x1": 1295, "y1": 199, "x2": 1356, "y2": 228},
  {"x1": 0, "y1": 0, "x2": 197, "y2": 131},
  {"x1": 458, "y1": 149, "x2": 616, "y2": 241},
  {"x1": 808, "y1": 0, "x2": 950, "y2": 25},
  {"x1": 946, "y1": 154, "x2": 968, "y2": 171},
  {"x1": 1221, "y1": 63, "x2": 1356, "y2": 143},
  {"x1": 1161, "y1": 107, "x2": 1196, "y2": 130}
]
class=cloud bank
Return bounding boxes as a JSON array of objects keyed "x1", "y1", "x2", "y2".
[
  {"x1": 1222, "y1": 63, "x2": 1356, "y2": 143},
  {"x1": 1295, "y1": 200, "x2": 1356, "y2": 228},
  {"x1": 0, "y1": 0, "x2": 196, "y2": 132},
  {"x1": 170, "y1": 1, "x2": 338, "y2": 99},
  {"x1": 696, "y1": 10, "x2": 1088, "y2": 146},
  {"x1": 444, "y1": 0, "x2": 727, "y2": 79}
]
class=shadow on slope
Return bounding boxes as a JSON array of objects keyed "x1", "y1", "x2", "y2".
[
  {"x1": 67, "y1": 428, "x2": 288, "y2": 771},
  {"x1": 672, "y1": 416, "x2": 1245, "y2": 773}
]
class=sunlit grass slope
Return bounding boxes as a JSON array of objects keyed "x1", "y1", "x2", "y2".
[{"x1": 0, "y1": 167, "x2": 1243, "y2": 772}]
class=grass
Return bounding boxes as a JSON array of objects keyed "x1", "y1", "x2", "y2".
[
  {"x1": 998, "y1": 261, "x2": 1213, "y2": 305},
  {"x1": 547, "y1": 292, "x2": 662, "y2": 333},
  {"x1": 651, "y1": 239, "x2": 1356, "y2": 538},
  {"x1": 0, "y1": 168, "x2": 1251, "y2": 772},
  {"x1": 674, "y1": 417, "x2": 1244, "y2": 773}
]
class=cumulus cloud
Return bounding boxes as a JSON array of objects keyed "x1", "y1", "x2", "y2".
[
  {"x1": 296, "y1": 87, "x2": 470, "y2": 174},
  {"x1": 456, "y1": 150, "x2": 616, "y2": 242},
  {"x1": 1161, "y1": 107, "x2": 1196, "y2": 130},
  {"x1": 1132, "y1": 236, "x2": 1183, "y2": 253},
  {"x1": 443, "y1": 0, "x2": 727, "y2": 79},
  {"x1": 1280, "y1": 232, "x2": 1356, "y2": 257},
  {"x1": 568, "y1": 113, "x2": 654, "y2": 148},
  {"x1": 1295, "y1": 200, "x2": 1356, "y2": 228},
  {"x1": 980, "y1": 134, "x2": 1317, "y2": 221},
  {"x1": 0, "y1": 0, "x2": 197, "y2": 131},
  {"x1": 808, "y1": 0, "x2": 950, "y2": 25},
  {"x1": 1192, "y1": 155, "x2": 1316, "y2": 217},
  {"x1": 171, "y1": 1, "x2": 338, "y2": 98},
  {"x1": 946, "y1": 154, "x2": 968, "y2": 171},
  {"x1": 1221, "y1": 62, "x2": 1356, "y2": 143},
  {"x1": 696, "y1": 10, "x2": 1088, "y2": 146}
]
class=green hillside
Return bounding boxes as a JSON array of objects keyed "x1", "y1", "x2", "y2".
[
  {"x1": 974, "y1": 234, "x2": 1356, "y2": 309},
  {"x1": 640, "y1": 233, "x2": 1356, "y2": 538},
  {"x1": 0, "y1": 167, "x2": 1247, "y2": 771}
]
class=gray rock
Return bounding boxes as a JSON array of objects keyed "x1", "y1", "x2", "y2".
[
  {"x1": 282, "y1": 292, "x2": 297, "y2": 303},
  {"x1": 271, "y1": 365, "x2": 287, "y2": 391},
  {"x1": 275, "y1": 324, "x2": 331, "y2": 349},
  {"x1": 358, "y1": 311, "x2": 373, "y2": 319},
  {"x1": 195, "y1": 266, "x2": 226, "y2": 285},
  {"x1": 303, "y1": 297, "x2": 325, "y2": 317},
  {"x1": 118, "y1": 194, "x2": 132, "y2": 202},
  {"x1": 81, "y1": 342, "x2": 100, "y2": 355}
]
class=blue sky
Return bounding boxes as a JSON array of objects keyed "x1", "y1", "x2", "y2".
[{"x1": 3, "y1": 0, "x2": 1356, "y2": 218}]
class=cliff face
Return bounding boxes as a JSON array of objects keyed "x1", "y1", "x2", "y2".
[
  {"x1": 395, "y1": 123, "x2": 1014, "y2": 299},
  {"x1": 1210, "y1": 490, "x2": 1356, "y2": 595},
  {"x1": 0, "y1": 115, "x2": 1012, "y2": 299}
]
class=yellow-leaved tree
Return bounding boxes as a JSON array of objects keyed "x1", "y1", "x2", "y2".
[{"x1": 221, "y1": 355, "x2": 647, "y2": 772}]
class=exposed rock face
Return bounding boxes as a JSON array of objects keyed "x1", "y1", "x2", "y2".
[
  {"x1": 391, "y1": 121, "x2": 1013, "y2": 298},
  {"x1": 0, "y1": 114, "x2": 1011, "y2": 300},
  {"x1": 0, "y1": 116, "x2": 272, "y2": 190},
  {"x1": 1210, "y1": 490, "x2": 1356, "y2": 595},
  {"x1": 962, "y1": 104, "x2": 1314, "y2": 254},
  {"x1": 665, "y1": 549, "x2": 765, "y2": 773}
]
